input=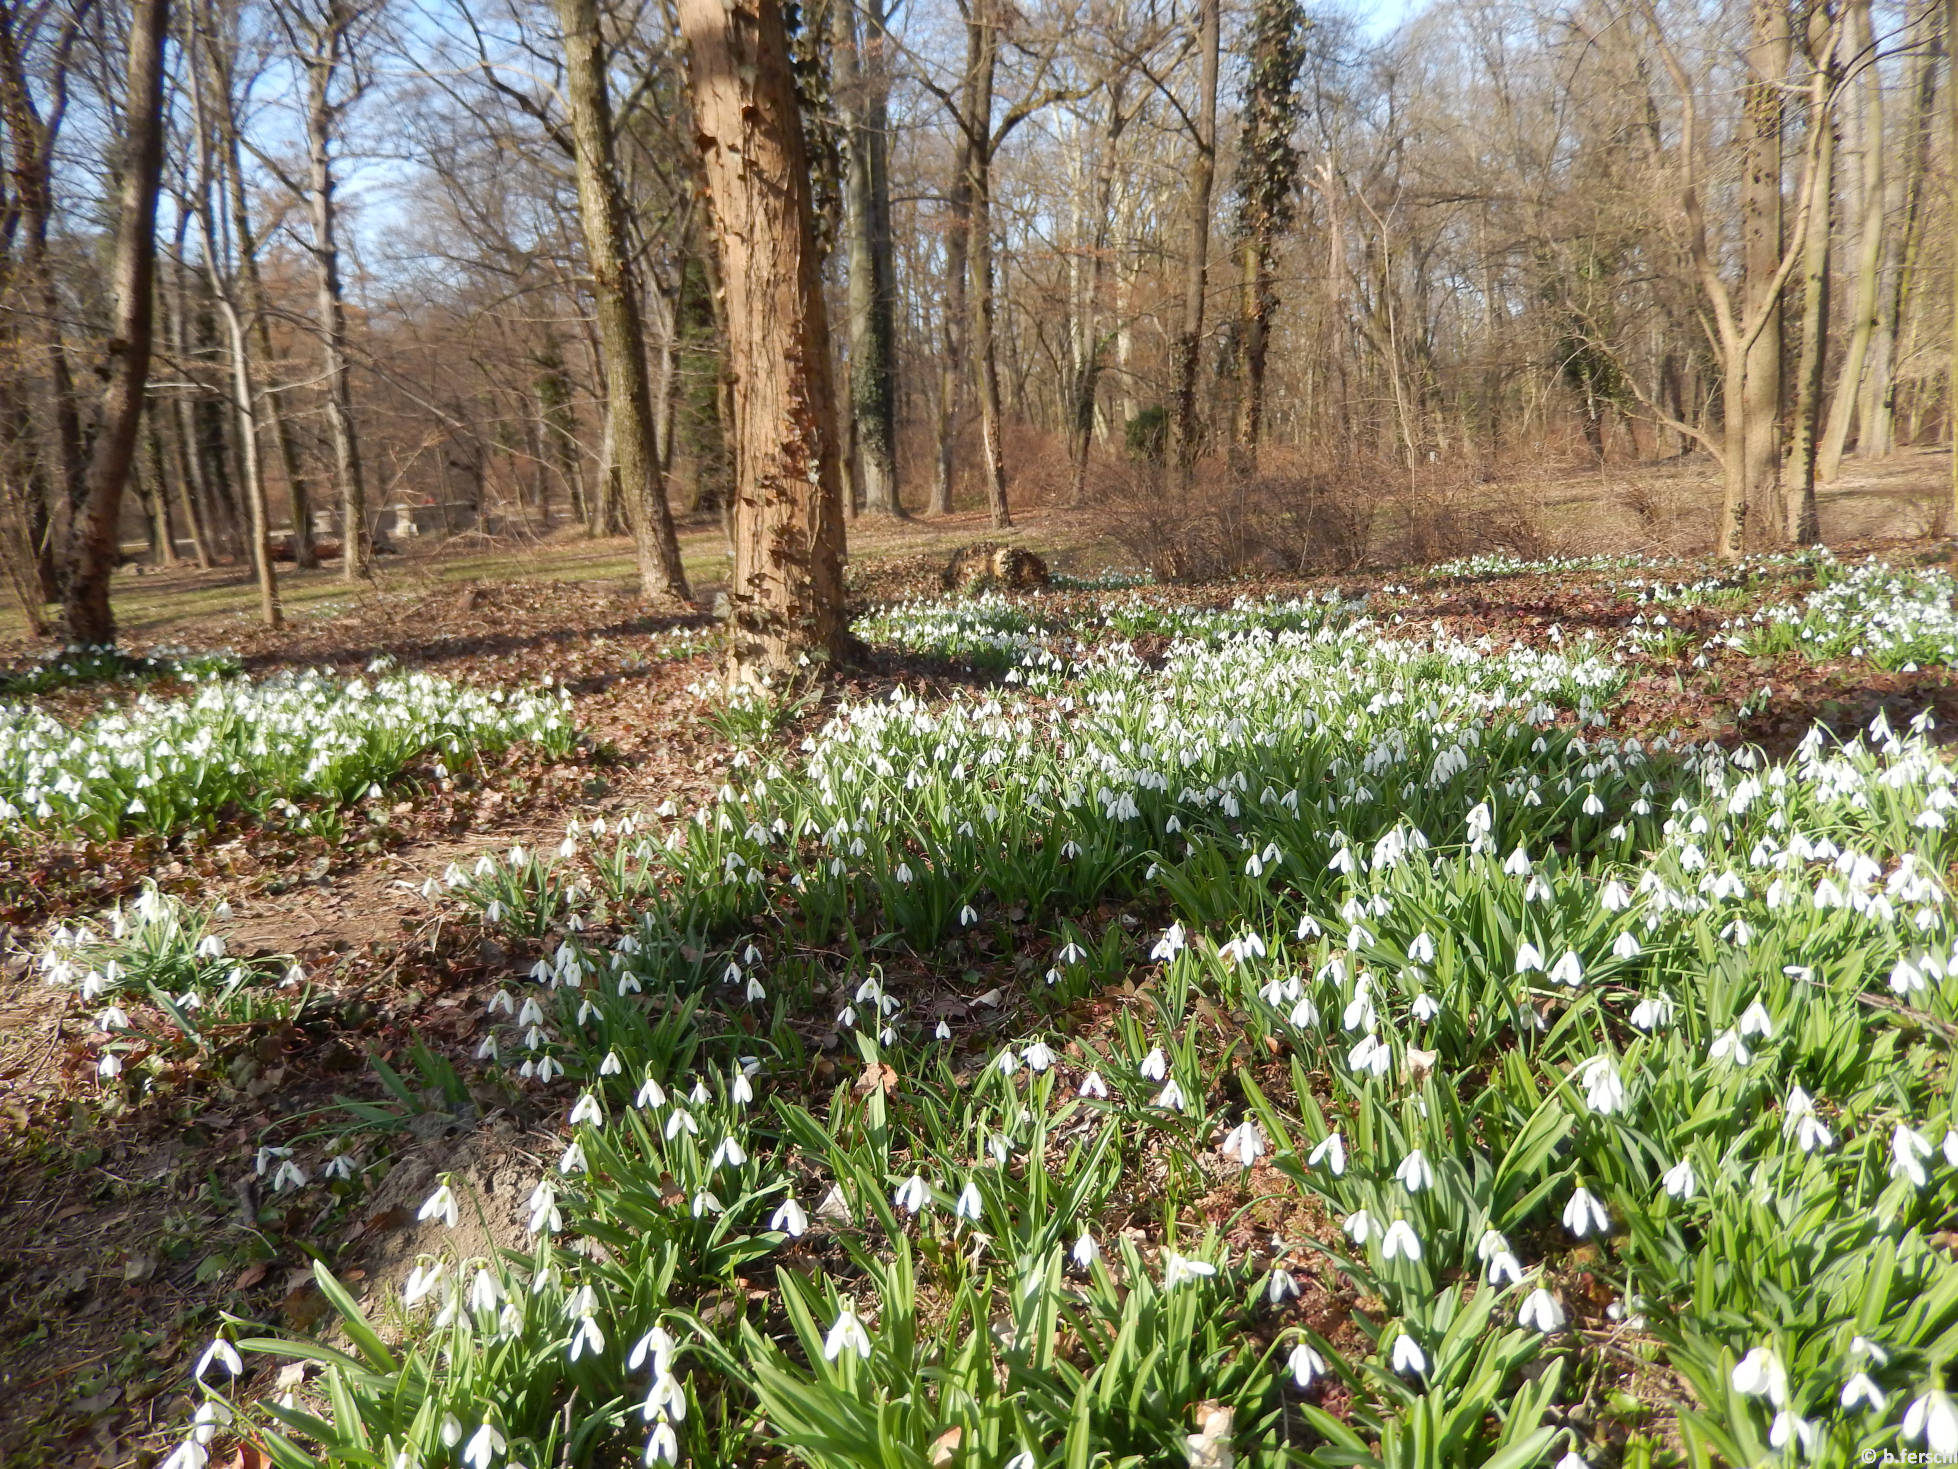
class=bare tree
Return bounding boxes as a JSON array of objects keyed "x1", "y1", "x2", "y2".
[
  {"x1": 835, "y1": 0, "x2": 903, "y2": 517},
  {"x1": 552, "y1": 0, "x2": 691, "y2": 602},
  {"x1": 64, "y1": 0, "x2": 171, "y2": 645},
  {"x1": 187, "y1": 0, "x2": 280, "y2": 625},
  {"x1": 1168, "y1": 0, "x2": 1218, "y2": 489}
]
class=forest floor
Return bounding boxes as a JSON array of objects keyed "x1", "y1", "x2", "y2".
[{"x1": 0, "y1": 446, "x2": 1951, "y2": 1468}]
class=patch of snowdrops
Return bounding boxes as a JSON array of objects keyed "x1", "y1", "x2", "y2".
[
  {"x1": 0, "y1": 662, "x2": 574, "y2": 838},
  {"x1": 39, "y1": 882, "x2": 308, "y2": 1094},
  {"x1": 0, "y1": 643, "x2": 241, "y2": 697},
  {"x1": 1726, "y1": 556, "x2": 1958, "y2": 670},
  {"x1": 170, "y1": 595, "x2": 1958, "y2": 1469}
]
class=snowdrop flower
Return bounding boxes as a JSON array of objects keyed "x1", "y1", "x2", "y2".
[
  {"x1": 893, "y1": 1174, "x2": 931, "y2": 1214},
  {"x1": 1768, "y1": 1413, "x2": 1817, "y2": 1457},
  {"x1": 190, "y1": 1400, "x2": 233, "y2": 1445},
  {"x1": 770, "y1": 1196, "x2": 808, "y2": 1237},
  {"x1": 1071, "y1": 1229, "x2": 1100, "y2": 1269},
  {"x1": 1629, "y1": 994, "x2": 1674, "y2": 1031},
  {"x1": 1851, "y1": 1336, "x2": 1890, "y2": 1367},
  {"x1": 1079, "y1": 1070, "x2": 1109, "y2": 1098},
  {"x1": 1288, "y1": 1342, "x2": 1327, "y2": 1388},
  {"x1": 1342, "y1": 1209, "x2": 1376, "y2": 1245},
  {"x1": 1611, "y1": 930, "x2": 1641, "y2": 960},
  {"x1": 1411, "y1": 993, "x2": 1440, "y2": 1022},
  {"x1": 1139, "y1": 1047, "x2": 1168, "y2": 1081},
  {"x1": 954, "y1": 1180, "x2": 984, "y2": 1221},
  {"x1": 97, "y1": 1052, "x2": 123, "y2": 1079},
  {"x1": 1518, "y1": 1288, "x2": 1565, "y2": 1332},
  {"x1": 1661, "y1": 1158, "x2": 1696, "y2": 1199},
  {"x1": 1562, "y1": 1186, "x2": 1610, "y2": 1238},
  {"x1": 1308, "y1": 1133, "x2": 1346, "y2": 1175},
  {"x1": 629, "y1": 1326, "x2": 677, "y2": 1375},
  {"x1": 1840, "y1": 1373, "x2": 1887, "y2": 1411},
  {"x1": 1577, "y1": 1055, "x2": 1627, "y2": 1115},
  {"x1": 1347, "y1": 1033, "x2": 1391, "y2": 1078},
  {"x1": 1514, "y1": 941, "x2": 1544, "y2": 974},
  {"x1": 1394, "y1": 1149, "x2": 1434, "y2": 1192},
  {"x1": 645, "y1": 1419, "x2": 680, "y2": 1464},
  {"x1": 1549, "y1": 950, "x2": 1584, "y2": 986},
  {"x1": 1905, "y1": 1391, "x2": 1958, "y2": 1456},
  {"x1": 195, "y1": 1337, "x2": 243, "y2": 1381},
  {"x1": 1151, "y1": 924, "x2": 1186, "y2": 961},
  {"x1": 1708, "y1": 1028, "x2": 1751, "y2": 1066},
  {"x1": 567, "y1": 1314, "x2": 606, "y2": 1362},
  {"x1": 161, "y1": 1442, "x2": 209, "y2": 1469},
  {"x1": 1390, "y1": 1333, "x2": 1426, "y2": 1375},
  {"x1": 1153, "y1": 1079, "x2": 1186, "y2": 1111},
  {"x1": 462, "y1": 1424, "x2": 507, "y2": 1469},
  {"x1": 1555, "y1": 1454, "x2": 1589, "y2": 1469},
  {"x1": 1731, "y1": 1346, "x2": 1789, "y2": 1408},
  {"x1": 1023, "y1": 1041, "x2": 1055, "y2": 1072},
  {"x1": 569, "y1": 1092, "x2": 604, "y2": 1126},
  {"x1": 402, "y1": 1260, "x2": 446, "y2": 1308},
  {"x1": 1783, "y1": 1087, "x2": 1834, "y2": 1153},
  {"x1": 558, "y1": 1141, "x2": 587, "y2": 1174},
  {"x1": 1892, "y1": 1124, "x2": 1936, "y2": 1187},
  {"x1": 528, "y1": 1180, "x2": 562, "y2": 1235},
  {"x1": 419, "y1": 1181, "x2": 459, "y2": 1229},
  {"x1": 1486, "y1": 1249, "x2": 1525, "y2": 1287},
  {"x1": 1381, "y1": 1218, "x2": 1422, "y2": 1261},
  {"x1": 709, "y1": 1137, "x2": 747, "y2": 1170},
  {"x1": 1737, "y1": 1000, "x2": 1774, "y2": 1038},
  {"x1": 1267, "y1": 1268, "x2": 1300, "y2": 1304},
  {"x1": 1162, "y1": 1253, "x2": 1217, "y2": 1288},
  {"x1": 1221, "y1": 1120, "x2": 1265, "y2": 1167}
]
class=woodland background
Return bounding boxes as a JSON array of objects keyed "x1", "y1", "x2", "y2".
[{"x1": 2, "y1": 0, "x2": 1953, "y2": 626}]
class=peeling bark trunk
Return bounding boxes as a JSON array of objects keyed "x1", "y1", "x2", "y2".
[{"x1": 681, "y1": 0, "x2": 848, "y2": 676}]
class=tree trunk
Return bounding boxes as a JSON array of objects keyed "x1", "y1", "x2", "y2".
[
  {"x1": 932, "y1": 117, "x2": 973, "y2": 515},
  {"x1": 1787, "y1": 24, "x2": 1835, "y2": 544},
  {"x1": 1818, "y1": 0, "x2": 1884, "y2": 482},
  {"x1": 554, "y1": 0, "x2": 692, "y2": 602},
  {"x1": 834, "y1": 0, "x2": 902, "y2": 517},
  {"x1": 966, "y1": 0, "x2": 1010, "y2": 528},
  {"x1": 191, "y1": 35, "x2": 282, "y2": 626},
  {"x1": 1868, "y1": 0, "x2": 1938, "y2": 458},
  {"x1": 1741, "y1": 0, "x2": 1788, "y2": 533},
  {"x1": 1169, "y1": 0, "x2": 1220, "y2": 491},
  {"x1": 0, "y1": 24, "x2": 89, "y2": 533},
  {"x1": 62, "y1": 0, "x2": 169, "y2": 646},
  {"x1": 680, "y1": 0, "x2": 849, "y2": 676},
  {"x1": 302, "y1": 6, "x2": 371, "y2": 580},
  {"x1": 1951, "y1": 0, "x2": 1957, "y2": 524},
  {"x1": 142, "y1": 408, "x2": 180, "y2": 566},
  {"x1": 221, "y1": 97, "x2": 314, "y2": 569}
]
